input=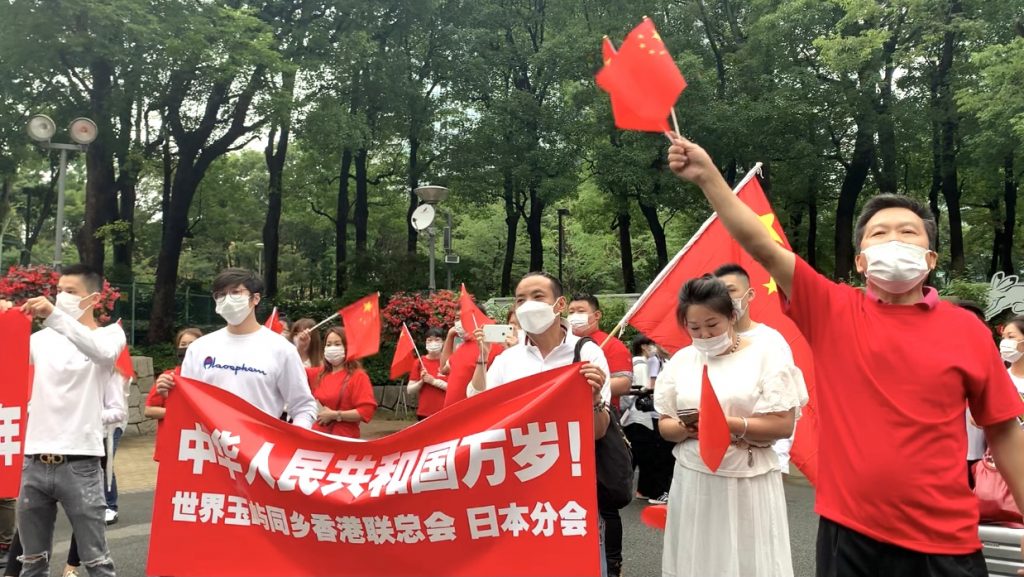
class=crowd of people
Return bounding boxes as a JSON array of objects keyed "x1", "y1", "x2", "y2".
[{"x1": 2, "y1": 133, "x2": 1024, "y2": 577}]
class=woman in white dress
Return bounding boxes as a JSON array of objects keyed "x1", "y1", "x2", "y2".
[{"x1": 654, "y1": 275, "x2": 806, "y2": 577}]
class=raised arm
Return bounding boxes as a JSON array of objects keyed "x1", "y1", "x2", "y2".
[
  {"x1": 667, "y1": 134, "x2": 795, "y2": 297},
  {"x1": 42, "y1": 307, "x2": 125, "y2": 366}
]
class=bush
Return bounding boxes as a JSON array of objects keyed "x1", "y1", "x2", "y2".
[
  {"x1": 381, "y1": 290, "x2": 458, "y2": 338},
  {"x1": 0, "y1": 265, "x2": 121, "y2": 324}
]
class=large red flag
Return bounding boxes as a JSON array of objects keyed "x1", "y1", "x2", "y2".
[
  {"x1": 339, "y1": 294, "x2": 381, "y2": 361},
  {"x1": 595, "y1": 18, "x2": 687, "y2": 132},
  {"x1": 459, "y1": 284, "x2": 493, "y2": 332},
  {"x1": 623, "y1": 166, "x2": 818, "y2": 484},
  {"x1": 264, "y1": 307, "x2": 284, "y2": 334},
  {"x1": 0, "y1": 310, "x2": 31, "y2": 497},
  {"x1": 698, "y1": 364, "x2": 731, "y2": 473},
  {"x1": 114, "y1": 319, "x2": 134, "y2": 379},
  {"x1": 390, "y1": 324, "x2": 420, "y2": 380}
]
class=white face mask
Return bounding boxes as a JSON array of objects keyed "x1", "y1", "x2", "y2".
[
  {"x1": 516, "y1": 300, "x2": 559, "y2": 335},
  {"x1": 425, "y1": 341, "x2": 443, "y2": 353},
  {"x1": 324, "y1": 345, "x2": 346, "y2": 365},
  {"x1": 55, "y1": 292, "x2": 89, "y2": 320},
  {"x1": 862, "y1": 241, "x2": 932, "y2": 295},
  {"x1": 691, "y1": 331, "x2": 734, "y2": 356},
  {"x1": 567, "y1": 313, "x2": 591, "y2": 333},
  {"x1": 731, "y1": 290, "x2": 751, "y2": 319},
  {"x1": 454, "y1": 321, "x2": 466, "y2": 338},
  {"x1": 215, "y1": 294, "x2": 252, "y2": 326},
  {"x1": 1000, "y1": 339, "x2": 1023, "y2": 363}
]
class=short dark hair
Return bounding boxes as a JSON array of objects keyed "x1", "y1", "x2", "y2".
[
  {"x1": 712, "y1": 263, "x2": 750, "y2": 283},
  {"x1": 212, "y1": 268, "x2": 264, "y2": 296},
  {"x1": 520, "y1": 271, "x2": 563, "y2": 299},
  {"x1": 425, "y1": 327, "x2": 445, "y2": 339},
  {"x1": 676, "y1": 274, "x2": 735, "y2": 327},
  {"x1": 570, "y1": 293, "x2": 600, "y2": 312},
  {"x1": 854, "y1": 194, "x2": 937, "y2": 252},
  {"x1": 1007, "y1": 316, "x2": 1024, "y2": 336},
  {"x1": 630, "y1": 334, "x2": 654, "y2": 356},
  {"x1": 61, "y1": 263, "x2": 103, "y2": 294}
]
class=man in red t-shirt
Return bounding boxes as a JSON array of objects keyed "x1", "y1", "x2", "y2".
[
  {"x1": 668, "y1": 134, "x2": 1024, "y2": 576},
  {"x1": 567, "y1": 293, "x2": 633, "y2": 577}
]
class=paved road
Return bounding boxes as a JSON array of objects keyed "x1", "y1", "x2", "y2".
[{"x1": 39, "y1": 481, "x2": 817, "y2": 576}]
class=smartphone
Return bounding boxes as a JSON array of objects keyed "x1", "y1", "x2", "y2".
[
  {"x1": 482, "y1": 324, "x2": 515, "y2": 343},
  {"x1": 676, "y1": 408, "x2": 699, "y2": 426}
]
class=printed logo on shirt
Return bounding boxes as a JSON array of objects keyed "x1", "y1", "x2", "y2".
[{"x1": 202, "y1": 356, "x2": 268, "y2": 376}]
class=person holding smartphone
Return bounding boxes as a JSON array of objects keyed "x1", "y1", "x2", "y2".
[{"x1": 654, "y1": 275, "x2": 805, "y2": 577}]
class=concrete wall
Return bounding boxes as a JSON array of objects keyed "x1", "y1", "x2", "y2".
[{"x1": 122, "y1": 356, "x2": 157, "y2": 437}]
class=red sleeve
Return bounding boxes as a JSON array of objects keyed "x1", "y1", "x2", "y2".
[
  {"x1": 305, "y1": 366, "x2": 321, "y2": 391},
  {"x1": 783, "y1": 255, "x2": 853, "y2": 345},
  {"x1": 605, "y1": 339, "x2": 633, "y2": 375},
  {"x1": 350, "y1": 370, "x2": 377, "y2": 423},
  {"x1": 145, "y1": 384, "x2": 165, "y2": 408}
]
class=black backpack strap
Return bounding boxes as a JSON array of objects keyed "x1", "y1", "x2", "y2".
[{"x1": 573, "y1": 336, "x2": 594, "y2": 363}]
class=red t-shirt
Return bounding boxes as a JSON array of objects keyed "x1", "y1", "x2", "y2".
[
  {"x1": 443, "y1": 341, "x2": 502, "y2": 408},
  {"x1": 311, "y1": 369, "x2": 377, "y2": 439},
  {"x1": 591, "y1": 330, "x2": 633, "y2": 405},
  {"x1": 785, "y1": 256, "x2": 1024, "y2": 554},
  {"x1": 416, "y1": 357, "x2": 446, "y2": 418},
  {"x1": 145, "y1": 366, "x2": 180, "y2": 461}
]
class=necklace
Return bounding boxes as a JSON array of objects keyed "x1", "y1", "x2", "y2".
[{"x1": 728, "y1": 333, "x2": 741, "y2": 354}]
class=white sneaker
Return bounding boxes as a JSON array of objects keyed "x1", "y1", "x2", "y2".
[
  {"x1": 104, "y1": 509, "x2": 118, "y2": 525},
  {"x1": 648, "y1": 492, "x2": 669, "y2": 505}
]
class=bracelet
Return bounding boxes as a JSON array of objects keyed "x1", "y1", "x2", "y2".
[
  {"x1": 476, "y1": 361, "x2": 486, "y2": 366},
  {"x1": 593, "y1": 400, "x2": 608, "y2": 413},
  {"x1": 739, "y1": 417, "x2": 749, "y2": 440}
]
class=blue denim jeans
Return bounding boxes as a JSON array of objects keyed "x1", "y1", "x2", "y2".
[
  {"x1": 104, "y1": 427, "x2": 123, "y2": 511},
  {"x1": 17, "y1": 456, "x2": 116, "y2": 577}
]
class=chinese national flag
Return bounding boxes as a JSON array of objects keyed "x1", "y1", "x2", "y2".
[
  {"x1": 113, "y1": 319, "x2": 134, "y2": 379},
  {"x1": 459, "y1": 284, "x2": 493, "y2": 332},
  {"x1": 264, "y1": 307, "x2": 284, "y2": 334},
  {"x1": 595, "y1": 18, "x2": 687, "y2": 132},
  {"x1": 338, "y1": 294, "x2": 381, "y2": 361},
  {"x1": 698, "y1": 365, "x2": 731, "y2": 473},
  {"x1": 390, "y1": 324, "x2": 420, "y2": 380},
  {"x1": 625, "y1": 166, "x2": 819, "y2": 484}
]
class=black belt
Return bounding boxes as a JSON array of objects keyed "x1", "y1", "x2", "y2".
[{"x1": 28, "y1": 454, "x2": 95, "y2": 465}]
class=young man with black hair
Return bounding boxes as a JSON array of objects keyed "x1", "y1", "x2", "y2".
[
  {"x1": 1, "y1": 264, "x2": 125, "y2": 577},
  {"x1": 156, "y1": 268, "x2": 317, "y2": 428},
  {"x1": 713, "y1": 263, "x2": 802, "y2": 474},
  {"x1": 669, "y1": 134, "x2": 1024, "y2": 576}
]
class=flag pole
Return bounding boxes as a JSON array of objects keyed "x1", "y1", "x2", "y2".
[
  {"x1": 670, "y1": 108, "x2": 681, "y2": 135},
  {"x1": 404, "y1": 323, "x2": 427, "y2": 374},
  {"x1": 305, "y1": 312, "x2": 339, "y2": 334},
  {"x1": 612, "y1": 162, "x2": 764, "y2": 333},
  {"x1": 600, "y1": 321, "x2": 624, "y2": 349}
]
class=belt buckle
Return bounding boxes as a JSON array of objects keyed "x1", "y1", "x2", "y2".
[{"x1": 39, "y1": 454, "x2": 64, "y2": 465}]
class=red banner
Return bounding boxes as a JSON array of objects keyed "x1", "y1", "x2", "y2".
[
  {"x1": 148, "y1": 364, "x2": 600, "y2": 577},
  {"x1": 0, "y1": 311, "x2": 30, "y2": 498}
]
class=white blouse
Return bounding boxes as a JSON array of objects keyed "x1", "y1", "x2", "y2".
[{"x1": 654, "y1": 339, "x2": 807, "y2": 478}]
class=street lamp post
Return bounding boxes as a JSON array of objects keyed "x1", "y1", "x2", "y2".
[
  {"x1": 256, "y1": 242, "x2": 265, "y2": 276},
  {"x1": 413, "y1": 185, "x2": 449, "y2": 292},
  {"x1": 557, "y1": 208, "x2": 570, "y2": 283},
  {"x1": 26, "y1": 115, "x2": 98, "y2": 269}
]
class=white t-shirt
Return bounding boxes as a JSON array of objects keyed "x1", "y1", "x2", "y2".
[
  {"x1": 653, "y1": 340, "x2": 806, "y2": 478},
  {"x1": 969, "y1": 370, "x2": 1024, "y2": 460},
  {"x1": 26, "y1": 309, "x2": 127, "y2": 456},
  {"x1": 470, "y1": 321, "x2": 611, "y2": 403},
  {"x1": 741, "y1": 322, "x2": 801, "y2": 473},
  {"x1": 181, "y1": 327, "x2": 318, "y2": 428}
]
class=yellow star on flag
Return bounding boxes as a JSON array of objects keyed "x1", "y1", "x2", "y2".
[
  {"x1": 652, "y1": 31, "x2": 661, "y2": 41},
  {"x1": 764, "y1": 277, "x2": 778, "y2": 295},
  {"x1": 363, "y1": 301, "x2": 374, "y2": 313},
  {"x1": 759, "y1": 213, "x2": 784, "y2": 245}
]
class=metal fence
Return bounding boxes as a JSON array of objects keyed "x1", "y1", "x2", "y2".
[{"x1": 110, "y1": 282, "x2": 222, "y2": 346}]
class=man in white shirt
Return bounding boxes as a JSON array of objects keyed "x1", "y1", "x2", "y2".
[
  {"x1": 156, "y1": 268, "x2": 317, "y2": 428},
  {"x1": 714, "y1": 262, "x2": 799, "y2": 473},
  {"x1": 1, "y1": 264, "x2": 124, "y2": 577}
]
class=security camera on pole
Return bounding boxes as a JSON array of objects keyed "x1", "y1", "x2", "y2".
[
  {"x1": 26, "y1": 114, "x2": 98, "y2": 269},
  {"x1": 412, "y1": 185, "x2": 449, "y2": 293}
]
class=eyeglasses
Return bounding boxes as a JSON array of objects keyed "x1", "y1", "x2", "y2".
[{"x1": 212, "y1": 289, "x2": 252, "y2": 301}]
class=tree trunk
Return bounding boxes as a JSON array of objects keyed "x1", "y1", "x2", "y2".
[
  {"x1": 334, "y1": 148, "x2": 352, "y2": 297},
  {"x1": 110, "y1": 96, "x2": 139, "y2": 282},
  {"x1": 147, "y1": 165, "x2": 199, "y2": 343},
  {"x1": 500, "y1": 173, "x2": 519, "y2": 296},
  {"x1": 261, "y1": 70, "x2": 295, "y2": 298},
  {"x1": 354, "y1": 148, "x2": 369, "y2": 255},
  {"x1": 638, "y1": 198, "x2": 668, "y2": 269},
  {"x1": 875, "y1": 19, "x2": 900, "y2": 194},
  {"x1": 938, "y1": 0, "x2": 964, "y2": 273},
  {"x1": 1002, "y1": 152, "x2": 1017, "y2": 274},
  {"x1": 617, "y1": 210, "x2": 636, "y2": 292},
  {"x1": 526, "y1": 186, "x2": 545, "y2": 272},
  {"x1": 834, "y1": 120, "x2": 874, "y2": 281},
  {"x1": 406, "y1": 136, "x2": 420, "y2": 254},
  {"x1": 79, "y1": 58, "x2": 119, "y2": 272}
]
